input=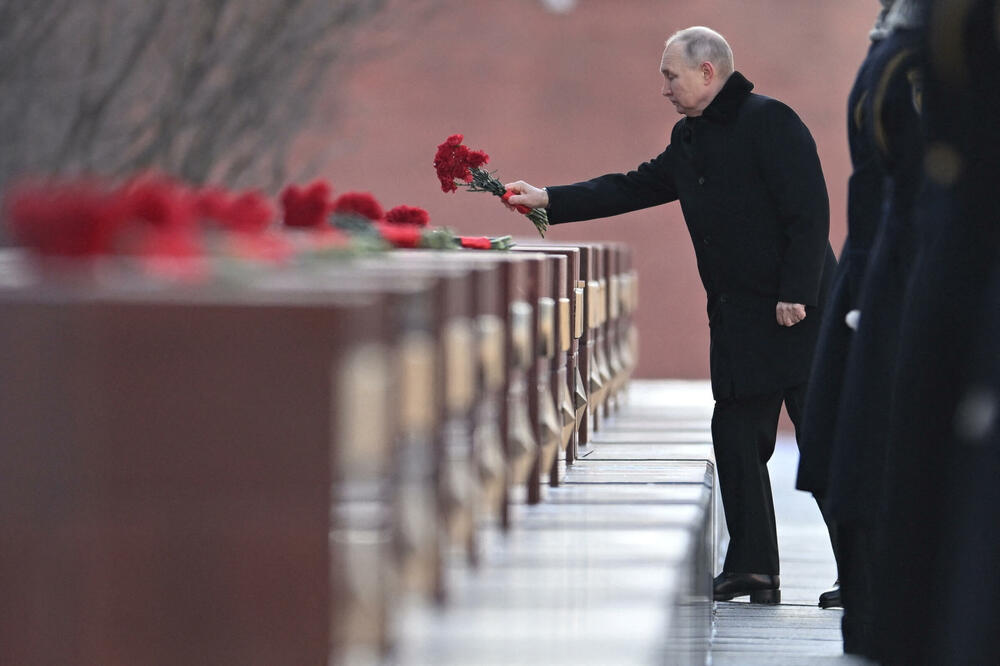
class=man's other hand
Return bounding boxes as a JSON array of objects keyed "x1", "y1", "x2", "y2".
[
  {"x1": 776, "y1": 302, "x2": 806, "y2": 327},
  {"x1": 504, "y1": 181, "x2": 549, "y2": 209}
]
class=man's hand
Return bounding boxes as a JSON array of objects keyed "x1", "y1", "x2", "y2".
[
  {"x1": 776, "y1": 302, "x2": 806, "y2": 327},
  {"x1": 503, "y1": 181, "x2": 549, "y2": 209}
]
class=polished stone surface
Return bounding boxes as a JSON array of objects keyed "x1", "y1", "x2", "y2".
[{"x1": 390, "y1": 380, "x2": 715, "y2": 665}]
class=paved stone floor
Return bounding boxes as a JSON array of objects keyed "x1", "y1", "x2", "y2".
[{"x1": 709, "y1": 433, "x2": 872, "y2": 665}]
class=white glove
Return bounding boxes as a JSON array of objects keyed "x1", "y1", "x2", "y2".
[{"x1": 845, "y1": 309, "x2": 861, "y2": 331}]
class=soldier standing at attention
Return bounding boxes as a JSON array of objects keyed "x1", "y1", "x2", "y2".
[{"x1": 506, "y1": 26, "x2": 839, "y2": 604}]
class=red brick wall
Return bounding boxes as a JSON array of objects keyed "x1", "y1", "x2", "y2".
[{"x1": 305, "y1": 0, "x2": 876, "y2": 380}]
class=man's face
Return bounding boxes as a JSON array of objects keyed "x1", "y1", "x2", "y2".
[{"x1": 660, "y1": 43, "x2": 710, "y2": 117}]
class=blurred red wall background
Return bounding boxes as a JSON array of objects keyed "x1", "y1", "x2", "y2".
[{"x1": 304, "y1": 0, "x2": 876, "y2": 381}]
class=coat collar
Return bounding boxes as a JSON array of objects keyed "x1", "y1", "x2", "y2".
[{"x1": 700, "y1": 71, "x2": 754, "y2": 123}]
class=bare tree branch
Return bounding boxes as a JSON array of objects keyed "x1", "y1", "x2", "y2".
[
  {"x1": 55, "y1": 2, "x2": 169, "y2": 170},
  {"x1": 0, "y1": 0, "x2": 424, "y2": 195}
]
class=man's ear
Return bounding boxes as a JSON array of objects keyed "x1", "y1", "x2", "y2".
[{"x1": 701, "y1": 61, "x2": 715, "y2": 84}]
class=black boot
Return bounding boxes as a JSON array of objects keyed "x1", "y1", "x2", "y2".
[
  {"x1": 713, "y1": 572, "x2": 780, "y2": 604},
  {"x1": 819, "y1": 579, "x2": 842, "y2": 608}
]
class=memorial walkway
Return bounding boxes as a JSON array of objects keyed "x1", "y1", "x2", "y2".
[
  {"x1": 710, "y1": 431, "x2": 870, "y2": 665},
  {"x1": 393, "y1": 379, "x2": 873, "y2": 664}
]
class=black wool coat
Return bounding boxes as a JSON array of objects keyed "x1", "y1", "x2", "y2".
[{"x1": 547, "y1": 72, "x2": 836, "y2": 400}]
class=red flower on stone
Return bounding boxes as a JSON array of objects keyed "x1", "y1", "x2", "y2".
[
  {"x1": 332, "y1": 191, "x2": 384, "y2": 220},
  {"x1": 459, "y1": 236, "x2": 492, "y2": 250},
  {"x1": 120, "y1": 177, "x2": 194, "y2": 230},
  {"x1": 193, "y1": 186, "x2": 234, "y2": 222},
  {"x1": 188, "y1": 186, "x2": 273, "y2": 234},
  {"x1": 377, "y1": 222, "x2": 423, "y2": 248},
  {"x1": 281, "y1": 180, "x2": 333, "y2": 229},
  {"x1": 220, "y1": 190, "x2": 274, "y2": 234},
  {"x1": 4, "y1": 180, "x2": 126, "y2": 257},
  {"x1": 384, "y1": 205, "x2": 430, "y2": 227}
]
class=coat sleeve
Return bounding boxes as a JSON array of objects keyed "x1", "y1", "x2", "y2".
[
  {"x1": 545, "y1": 147, "x2": 679, "y2": 224},
  {"x1": 756, "y1": 102, "x2": 831, "y2": 306}
]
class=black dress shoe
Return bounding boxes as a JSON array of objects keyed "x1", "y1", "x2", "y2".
[
  {"x1": 713, "y1": 572, "x2": 780, "y2": 604},
  {"x1": 818, "y1": 580, "x2": 842, "y2": 608}
]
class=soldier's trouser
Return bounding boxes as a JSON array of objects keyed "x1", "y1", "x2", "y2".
[
  {"x1": 838, "y1": 522, "x2": 881, "y2": 659},
  {"x1": 712, "y1": 383, "x2": 838, "y2": 574}
]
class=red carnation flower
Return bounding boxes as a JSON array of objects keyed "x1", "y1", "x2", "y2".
[
  {"x1": 192, "y1": 186, "x2": 234, "y2": 221},
  {"x1": 120, "y1": 177, "x2": 193, "y2": 231},
  {"x1": 468, "y1": 150, "x2": 489, "y2": 169},
  {"x1": 377, "y1": 222, "x2": 423, "y2": 248},
  {"x1": 459, "y1": 236, "x2": 492, "y2": 250},
  {"x1": 384, "y1": 205, "x2": 430, "y2": 227},
  {"x1": 431, "y1": 133, "x2": 549, "y2": 237},
  {"x1": 4, "y1": 180, "x2": 126, "y2": 257},
  {"x1": 281, "y1": 180, "x2": 333, "y2": 229},
  {"x1": 189, "y1": 185, "x2": 274, "y2": 234},
  {"x1": 219, "y1": 190, "x2": 274, "y2": 234},
  {"x1": 433, "y1": 135, "x2": 491, "y2": 193},
  {"x1": 332, "y1": 191, "x2": 384, "y2": 221}
]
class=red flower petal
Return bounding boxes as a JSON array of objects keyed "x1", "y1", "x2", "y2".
[
  {"x1": 281, "y1": 180, "x2": 332, "y2": 228},
  {"x1": 194, "y1": 187, "x2": 234, "y2": 221},
  {"x1": 468, "y1": 149, "x2": 489, "y2": 169},
  {"x1": 433, "y1": 135, "x2": 490, "y2": 194},
  {"x1": 384, "y1": 205, "x2": 430, "y2": 227},
  {"x1": 120, "y1": 177, "x2": 194, "y2": 230},
  {"x1": 332, "y1": 191, "x2": 384, "y2": 220},
  {"x1": 4, "y1": 180, "x2": 126, "y2": 257},
  {"x1": 223, "y1": 190, "x2": 274, "y2": 234}
]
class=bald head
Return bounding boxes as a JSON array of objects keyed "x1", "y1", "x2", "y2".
[
  {"x1": 660, "y1": 27, "x2": 734, "y2": 117},
  {"x1": 665, "y1": 26, "x2": 734, "y2": 79}
]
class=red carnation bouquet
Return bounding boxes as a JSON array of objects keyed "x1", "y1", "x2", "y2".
[{"x1": 433, "y1": 134, "x2": 548, "y2": 237}]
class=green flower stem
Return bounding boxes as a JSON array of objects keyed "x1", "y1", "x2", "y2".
[{"x1": 462, "y1": 167, "x2": 548, "y2": 238}]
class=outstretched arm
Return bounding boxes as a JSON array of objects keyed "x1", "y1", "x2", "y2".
[{"x1": 505, "y1": 147, "x2": 678, "y2": 225}]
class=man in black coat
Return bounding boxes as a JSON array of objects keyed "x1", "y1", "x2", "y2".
[{"x1": 507, "y1": 26, "x2": 837, "y2": 604}]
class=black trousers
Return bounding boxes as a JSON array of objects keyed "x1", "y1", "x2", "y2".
[
  {"x1": 713, "y1": 383, "x2": 839, "y2": 574},
  {"x1": 838, "y1": 523, "x2": 881, "y2": 659}
]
